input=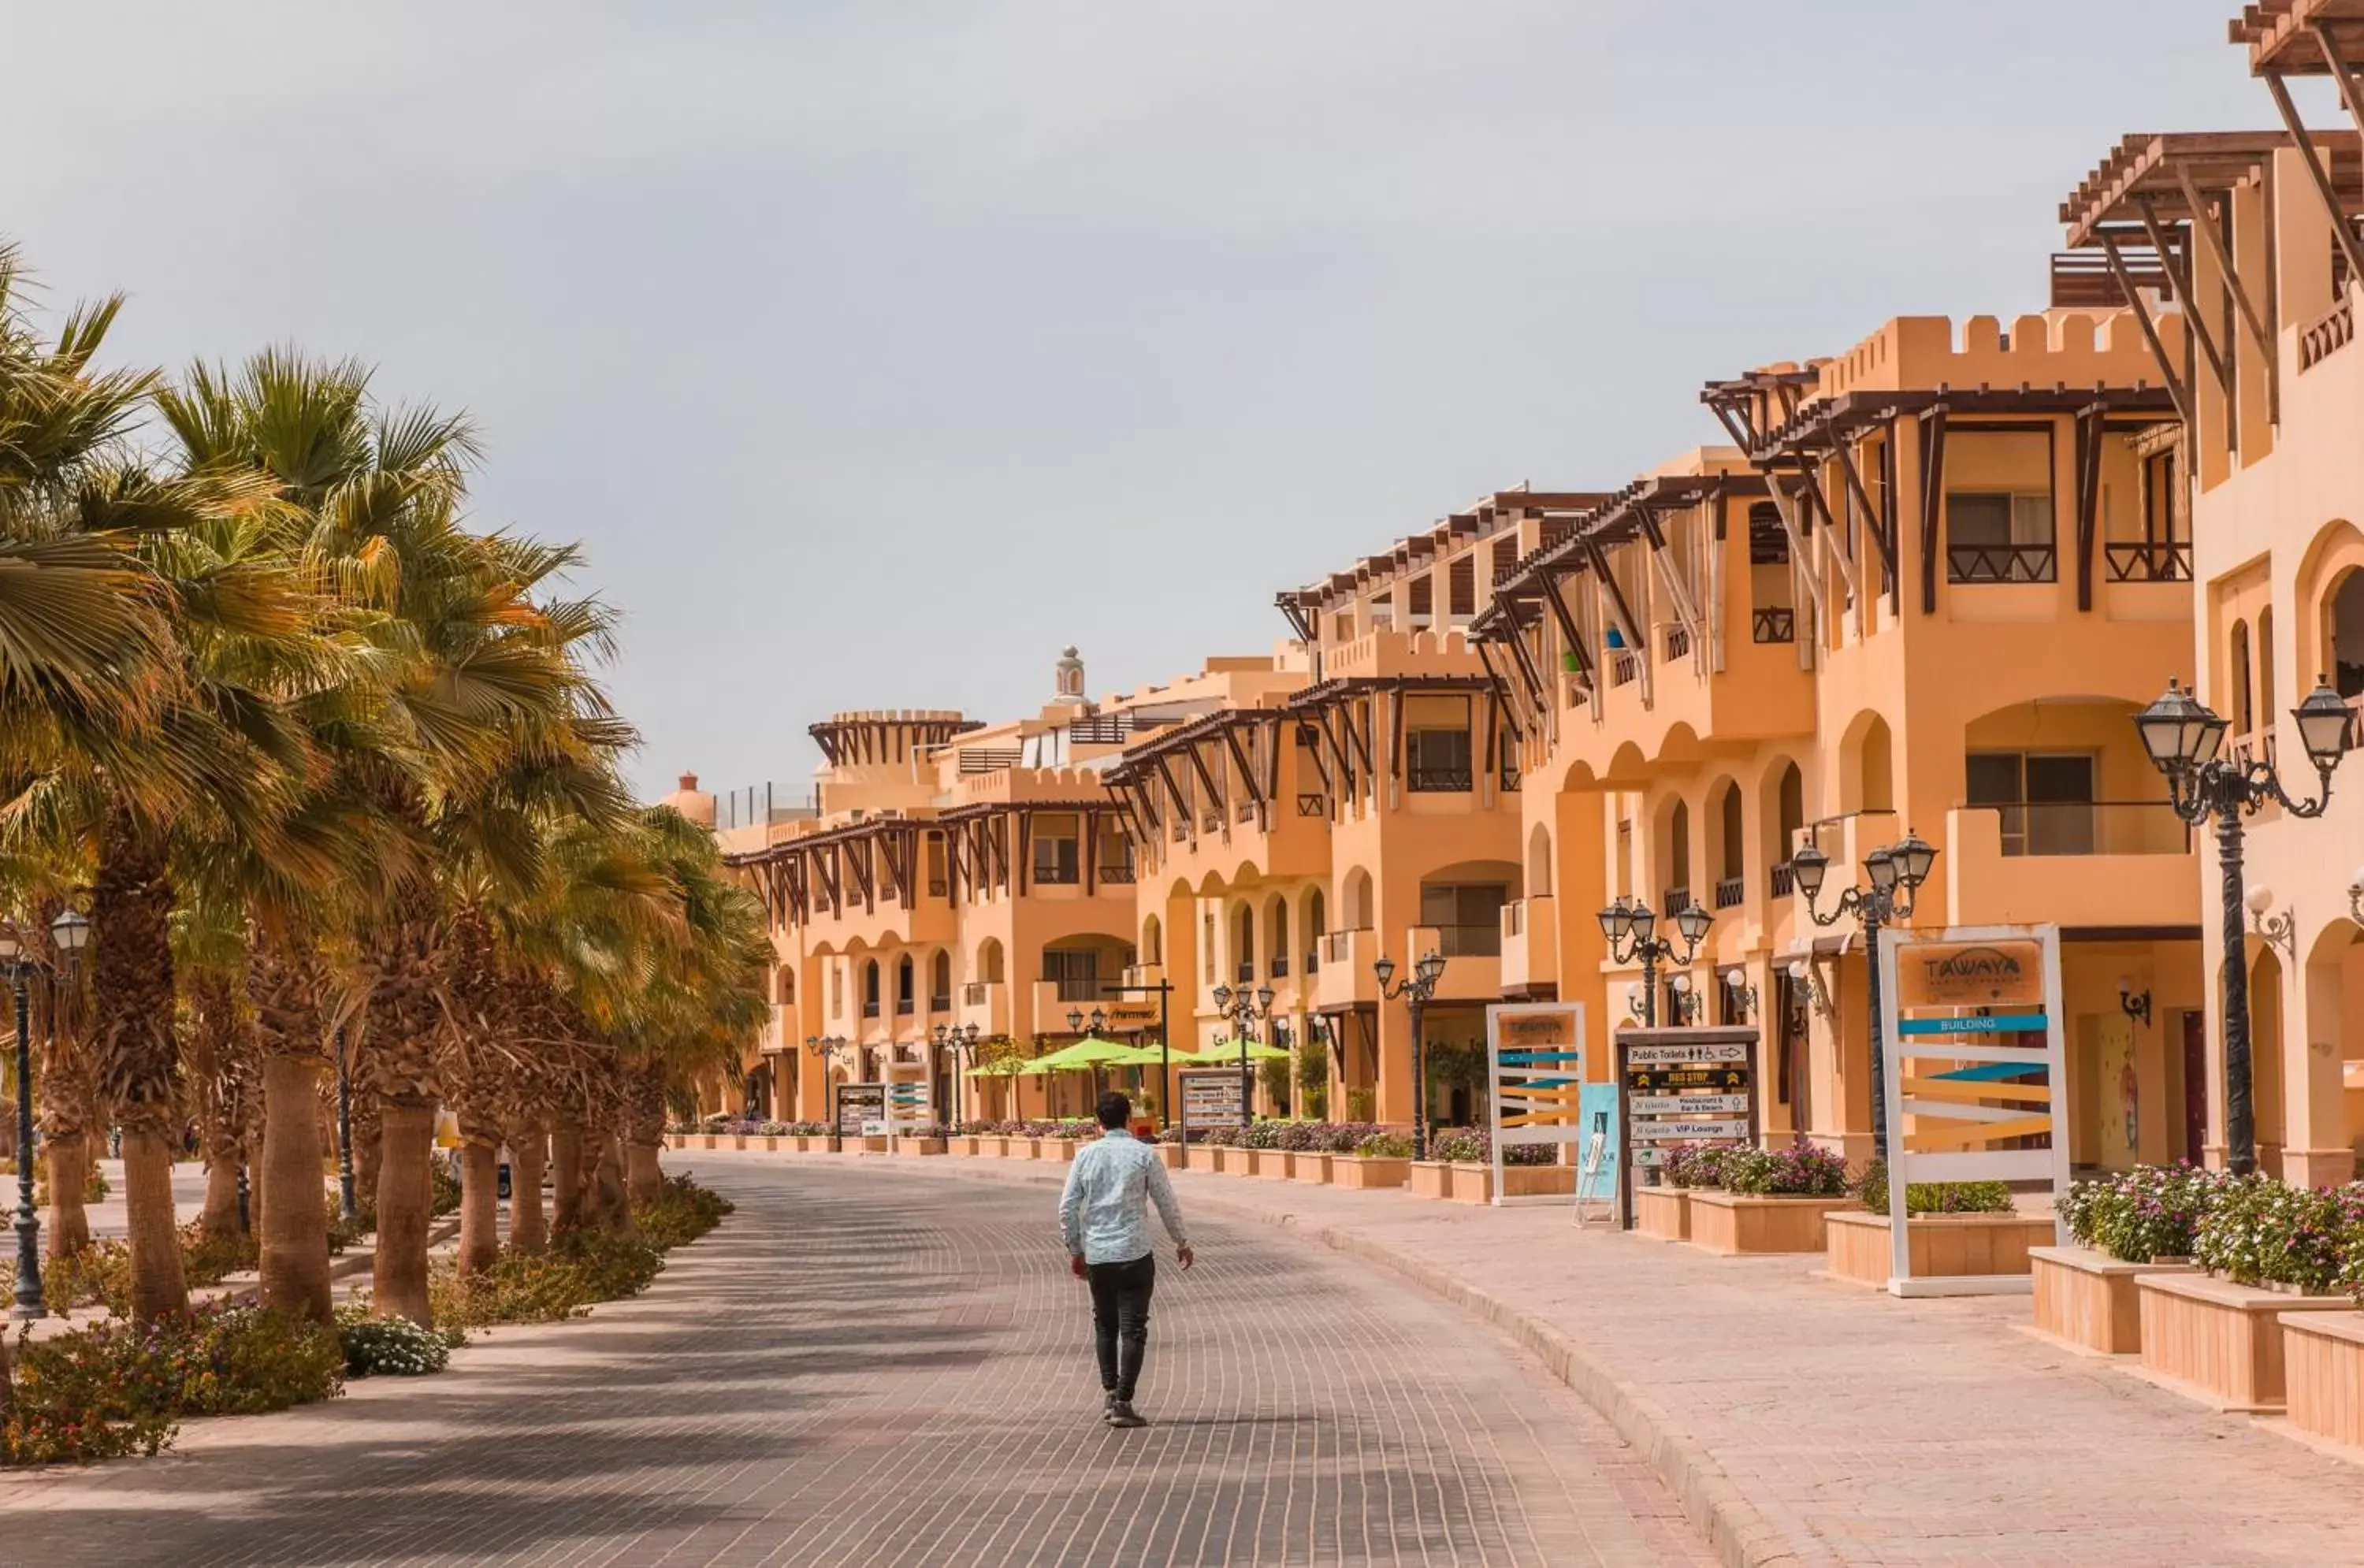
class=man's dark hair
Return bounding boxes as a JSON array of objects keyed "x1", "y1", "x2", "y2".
[{"x1": 1097, "y1": 1091, "x2": 1132, "y2": 1130}]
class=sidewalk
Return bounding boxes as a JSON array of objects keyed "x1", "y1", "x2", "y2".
[{"x1": 715, "y1": 1151, "x2": 2364, "y2": 1568}]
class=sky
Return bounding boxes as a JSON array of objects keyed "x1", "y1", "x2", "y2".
[{"x1": 6, "y1": 0, "x2": 2328, "y2": 802}]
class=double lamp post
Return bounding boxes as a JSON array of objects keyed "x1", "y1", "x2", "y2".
[{"x1": 0, "y1": 907, "x2": 93, "y2": 1321}]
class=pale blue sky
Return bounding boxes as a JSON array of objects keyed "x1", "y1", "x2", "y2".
[{"x1": 6, "y1": 1, "x2": 2325, "y2": 800}]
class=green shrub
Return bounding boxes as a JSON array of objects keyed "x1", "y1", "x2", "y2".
[
  {"x1": 2193, "y1": 1174, "x2": 2362, "y2": 1293},
  {"x1": 336, "y1": 1306, "x2": 453, "y2": 1377},
  {"x1": 633, "y1": 1174, "x2": 733, "y2": 1250},
  {"x1": 429, "y1": 1228, "x2": 665, "y2": 1328},
  {"x1": 1855, "y1": 1157, "x2": 2014, "y2": 1217},
  {"x1": 1661, "y1": 1143, "x2": 1739, "y2": 1190},
  {"x1": 1344, "y1": 1087, "x2": 1377, "y2": 1123},
  {"x1": 429, "y1": 1160, "x2": 462, "y2": 1218},
  {"x1": 2059, "y1": 1164, "x2": 2230, "y2": 1263},
  {"x1": 1353, "y1": 1132, "x2": 1414, "y2": 1159}
]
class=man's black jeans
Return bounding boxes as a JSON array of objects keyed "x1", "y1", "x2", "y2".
[{"x1": 1086, "y1": 1254, "x2": 1156, "y2": 1400}]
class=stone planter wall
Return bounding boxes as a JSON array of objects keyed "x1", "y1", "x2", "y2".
[
  {"x1": 698, "y1": 1135, "x2": 719, "y2": 1150},
  {"x1": 857, "y1": 1134, "x2": 890, "y2": 1154},
  {"x1": 1247, "y1": 1149, "x2": 1288, "y2": 1179},
  {"x1": 1044, "y1": 1140, "x2": 1081, "y2": 1164},
  {"x1": 1687, "y1": 1191, "x2": 1853, "y2": 1255},
  {"x1": 760, "y1": 1136, "x2": 781, "y2": 1153},
  {"x1": 2028, "y1": 1246, "x2": 2191, "y2": 1356},
  {"x1": 1823, "y1": 1210, "x2": 2054, "y2": 1287},
  {"x1": 1184, "y1": 1145, "x2": 1220, "y2": 1173},
  {"x1": 1632, "y1": 1186, "x2": 1690, "y2": 1241},
  {"x1": 2282, "y1": 1310, "x2": 2364, "y2": 1448},
  {"x1": 1155, "y1": 1144, "x2": 1185, "y2": 1171},
  {"x1": 1497, "y1": 1165, "x2": 1575, "y2": 1201},
  {"x1": 1291, "y1": 1152, "x2": 1333, "y2": 1185},
  {"x1": 1332, "y1": 1155, "x2": 1411, "y2": 1190},
  {"x1": 1448, "y1": 1163, "x2": 1494, "y2": 1205},
  {"x1": 1409, "y1": 1161, "x2": 1453, "y2": 1200},
  {"x1": 950, "y1": 1136, "x2": 982, "y2": 1157},
  {"x1": 2135, "y1": 1271, "x2": 2357, "y2": 1413},
  {"x1": 1212, "y1": 1146, "x2": 1251, "y2": 1176},
  {"x1": 891, "y1": 1139, "x2": 947, "y2": 1157}
]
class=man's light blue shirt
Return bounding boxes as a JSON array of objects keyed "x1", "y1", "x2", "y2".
[{"x1": 1058, "y1": 1130, "x2": 1190, "y2": 1265}]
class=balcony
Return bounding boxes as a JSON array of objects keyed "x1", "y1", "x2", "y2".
[
  {"x1": 1713, "y1": 875, "x2": 1744, "y2": 911},
  {"x1": 957, "y1": 980, "x2": 1008, "y2": 1038},
  {"x1": 1407, "y1": 765, "x2": 1474, "y2": 793},
  {"x1": 2104, "y1": 542, "x2": 2191, "y2": 584},
  {"x1": 1943, "y1": 804, "x2": 2197, "y2": 928},
  {"x1": 1313, "y1": 928, "x2": 1379, "y2": 1009},
  {"x1": 1408, "y1": 925, "x2": 1500, "y2": 1001},
  {"x1": 1660, "y1": 886, "x2": 1692, "y2": 918},
  {"x1": 1768, "y1": 860, "x2": 1795, "y2": 898},
  {"x1": 1751, "y1": 607, "x2": 1796, "y2": 645},
  {"x1": 1948, "y1": 544, "x2": 2057, "y2": 585},
  {"x1": 1499, "y1": 895, "x2": 1558, "y2": 994},
  {"x1": 2302, "y1": 295, "x2": 2355, "y2": 373}
]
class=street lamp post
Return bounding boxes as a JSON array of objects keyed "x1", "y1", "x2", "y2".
[
  {"x1": 933, "y1": 1021, "x2": 983, "y2": 1128},
  {"x1": 2133, "y1": 678, "x2": 2355, "y2": 1176},
  {"x1": 1596, "y1": 897, "x2": 1713, "y2": 1026},
  {"x1": 335, "y1": 1024, "x2": 358, "y2": 1220},
  {"x1": 1372, "y1": 951, "x2": 1447, "y2": 1161},
  {"x1": 806, "y1": 1035, "x2": 851, "y2": 1146},
  {"x1": 1209, "y1": 983, "x2": 1274, "y2": 1127},
  {"x1": 2, "y1": 907, "x2": 88, "y2": 1321},
  {"x1": 1786, "y1": 828, "x2": 1938, "y2": 1154}
]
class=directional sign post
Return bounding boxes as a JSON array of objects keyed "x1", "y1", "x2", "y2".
[
  {"x1": 1611, "y1": 1026, "x2": 1761, "y2": 1230},
  {"x1": 1485, "y1": 1002, "x2": 1587, "y2": 1207}
]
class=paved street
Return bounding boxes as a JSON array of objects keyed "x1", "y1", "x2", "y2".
[{"x1": 0, "y1": 1157, "x2": 1711, "y2": 1567}]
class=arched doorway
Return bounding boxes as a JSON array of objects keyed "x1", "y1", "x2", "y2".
[{"x1": 2249, "y1": 945, "x2": 2287, "y2": 1177}]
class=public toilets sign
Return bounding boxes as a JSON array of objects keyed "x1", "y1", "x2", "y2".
[
  {"x1": 1484, "y1": 1002, "x2": 1586, "y2": 1207},
  {"x1": 1176, "y1": 1067, "x2": 1243, "y2": 1136},
  {"x1": 1875, "y1": 923, "x2": 2069, "y2": 1297}
]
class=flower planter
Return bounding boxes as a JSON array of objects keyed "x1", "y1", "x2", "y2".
[
  {"x1": 2028, "y1": 1246, "x2": 2192, "y2": 1356},
  {"x1": 857, "y1": 1134, "x2": 890, "y2": 1154},
  {"x1": 1019, "y1": 1138, "x2": 1046, "y2": 1160},
  {"x1": 664, "y1": 1134, "x2": 689, "y2": 1150},
  {"x1": 798, "y1": 1135, "x2": 832, "y2": 1153},
  {"x1": 1824, "y1": 1210, "x2": 2056, "y2": 1288},
  {"x1": 1497, "y1": 1164, "x2": 1576, "y2": 1200},
  {"x1": 1184, "y1": 1145, "x2": 1221, "y2": 1173},
  {"x1": 2134, "y1": 1271, "x2": 2358, "y2": 1413},
  {"x1": 1251, "y1": 1149, "x2": 1292, "y2": 1180},
  {"x1": 698, "y1": 1135, "x2": 719, "y2": 1150},
  {"x1": 1331, "y1": 1154, "x2": 1411, "y2": 1190},
  {"x1": 760, "y1": 1136, "x2": 781, "y2": 1153},
  {"x1": 1409, "y1": 1161, "x2": 1453, "y2": 1200},
  {"x1": 1687, "y1": 1192, "x2": 1853, "y2": 1255},
  {"x1": 892, "y1": 1138, "x2": 947, "y2": 1156},
  {"x1": 1155, "y1": 1143, "x2": 1185, "y2": 1170},
  {"x1": 1044, "y1": 1139, "x2": 1082, "y2": 1165},
  {"x1": 730, "y1": 1135, "x2": 749, "y2": 1150},
  {"x1": 1213, "y1": 1146, "x2": 1252, "y2": 1176},
  {"x1": 1291, "y1": 1152, "x2": 1333, "y2": 1185},
  {"x1": 949, "y1": 1135, "x2": 981, "y2": 1157},
  {"x1": 1448, "y1": 1162, "x2": 1494, "y2": 1205},
  {"x1": 2281, "y1": 1310, "x2": 2364, "y2": 1449},
  {"x1": 1632, "y1": 1185, "x2": 1691, "y2": 1241}
]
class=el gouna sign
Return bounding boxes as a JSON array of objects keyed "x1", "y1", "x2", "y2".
[{"x1": 1893, "y1": 939, "x2": 2046, "y2": 1010}]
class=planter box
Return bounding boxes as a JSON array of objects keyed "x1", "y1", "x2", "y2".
[
  {"x1": 1498, "y1": 1164, "x2": 1576, "y2": 1200},
  {"x1": 1020, "y1": 1139, "x2": 1047, "y2": 1160},
  {"x1": 1291, "y1": 1152, "x2": 1333, "y2": 1185},
  {"x1": 1251, "y1": 1149, "x2": 1292, "y2": 1180},
  {"x1": 1332, "y1": 1154, "x2": 1411, "y2": 1190},
  {"x1": 1043, "y1": 1139, "x2": 1082, "y2": 1164},
  {"x1": 857, "y1": 1134, "x2": 890, "y2": 1154},
  {"x1": 730, "y1": 1135, "x2": 749, "y2": 1150},
  {"x1": 760, "y1": 1135, "x2": 781, "y2": 1152},
  {"x1": 1213, "y1": 1146, "x2": 1252, "y2": 1176},
  {"x1": 1633, "y1": 1185, "x2": 1691, "y2": 1241},
  {"x1": 1184, "y1": 1145, "x2": 1221, "y2": 1173},
  {"x1": 1448, "y1": 1162, "x2": 1494, "y2": 1205},
  {"x1": 892, "y1": 1139, "x2": 947, "y2": 1156},
  {"x1": 1825, "y1": 1209, "x2": 2056, "y2": 1288},
  {"x1": 1154, "y1": 1143, "x2": 1184, "y2": 1171},
  {"x1": 699, "y1": 1135, "x2": 719, "y2": 1150},
  {"x1": 2028, "y1": 1246, "x2": 2193, "y2": 1356},
  {"x1": 665, "y1": 1134, "x2": 689, "y2": 1150},
  {"x1": 950, "y1": 1136, "x2": 982, "y2": 1157},
  {"x1": 2135, "y1": 1271, "x2": 2358, "y2": 1413},
  {"x1": 1409, "y1": 1161, "x2": 1453, "y2": 1200},
  {"x1": 2282, "y1": 1310, "x2": 2364, "y2": 1449},
  {"x1": 796, "y1": 1135, "x2": 830, "y2": 1153},
  {"x1": 1688, "y1": 1191, "x2": 1853, "y2": 1255}
]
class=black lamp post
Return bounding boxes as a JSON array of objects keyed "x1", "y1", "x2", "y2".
[
  {"x1": 1209, "y1": 983, "x2": 1274, "y2": 1127},
  {"x1": 3, "y1": 907, "x2": 87, "y2": 1321},
  {"x1": 933, "y1": 1021, "x2": 983, "y2": 1128},
  {"x1": 1372, "y1": 950, "x2": 1446, "y2": 1160},
  {"x1": 1787, "y1": 828, "x2": 1937, "y2": 1154},
  {"x1": 806, "y1": 1035, "x2": 851, "y2": 1144},
  {"x1": 1596, "y1": 897, "x2": 1713, "y2": 1026},
  {"x1": 335, "y1": 1024, "x2": 358, "y2": 1220},
  {"x1": 2133, "y1": 677, "x2": 2355, "y2": 1176}
]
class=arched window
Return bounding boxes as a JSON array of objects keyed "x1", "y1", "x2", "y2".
[
  {"x1": 1778, "y1": 763, "x2": 1805, "y2": 861},
  {"x1": 977, "y1": 938, "x2": 1005, "y2": 985},
  {"x1": 931, "y1": 951, "x2": 951, "y2": 1011},
  {"x1": 862, "y1": 960, "x2": 882, "y2": 1018},
  {"x1": 1233, "y1": 904, "x2": 1255, "y2": 984},
  {"x1": 1306, "y1": 889, "x2": 1326, "y2": 972},
  {"x1": 1142, "y1": 914, "x2": 1163, "y2": 964},
  {"x1": 1719, "y1": 781, "x2": 1744, "y2": 881},
  {"x1": 2258, "y1": 606, "x2": 2277, "y2": 726},
  {"x1": 1270, "y1": 897, "x2": 1291, "y2": 978},
  {"x1": 2329, "y1": 569, "x2": 2364, "y2": 697},
  {"x1": 1666, "y1": 800, "x2": 1692, "y2": 908},
  {"x1": 895, "y1": 955, "x2": 915, "y2": 1015},
  {"x1": 2231, "y1": 619, "x2": 2254, "y2": 734},
  {"x1": 1527, "y1": 823, "x2": 1553, "y2": 897}
]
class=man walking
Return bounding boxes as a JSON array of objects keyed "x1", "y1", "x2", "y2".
[{"x1": 1058, "y1": 1091, "x2": 1193, "y2": 1428}]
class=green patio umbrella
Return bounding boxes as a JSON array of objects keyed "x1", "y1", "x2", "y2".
[
  {"x1": 1028, "y1": 1035, "x2": 1143, "y2": 1072},
  {"x1": 1196, "y1": 1035, "x2": 1290, "y2": 1061}
]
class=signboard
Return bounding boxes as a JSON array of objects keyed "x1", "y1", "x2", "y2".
[
  {"x1": 835, "y1": 1082, "x2": 886, "y2": 1141},
  {"x1": 1485, "y1": 1003, "x2": 1586, "y2": 1207},
  {"x1": 1876, "y1": 923, "x2": 2068, "y2": 1298},
  {"x1": 885, "y1": 1079, "x2": 932, "y2": 1141},
  {"x1": 1176, "y1": 1067, "x2": 1243, "y2": 1138},
  {"x1": 1611, "y1": 1026, "x2": 1760, "y2": 1230}
]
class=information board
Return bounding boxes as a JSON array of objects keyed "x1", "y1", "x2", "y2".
[
  {"x1": 1176, "y1": 1067, "x2": 1243, "y2": 1137},
  {"x1": 1611, "y1": 1027, "x2": 1760, "y2": 1230},
  {"x1": 1877, "y1": 923, "x2": 2068, "y2": 1297},
  {"x1": 835, "y1": 1082, "x2": 886, "y2": 1141},
  {"x1": 1485, "y1": 1002, "x2": 1586, "y2": 1207},
  {"x1": 885, "y1": 1079, "x2": 932, "y2": 1140}
]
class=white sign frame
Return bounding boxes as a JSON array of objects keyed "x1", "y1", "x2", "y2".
[
  {"x1": 1485, "y1": 1002, "x2": 1588, "y2": 1208},
  {"x1": 1876, "y1": 922, "x2": 2071, "y2": 1298}
]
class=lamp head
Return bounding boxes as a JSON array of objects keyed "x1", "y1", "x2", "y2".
[
  {"x1": 1673, "y1": 901, "x2": 1712, "y2": 948},
  {"x1": 2246, "y1": 886, "x2": 2274, "y2": 916},
  {"x1": 1091, "y1": 1007, "x2": 1107, "y2": 1032},
  {"x1": 1210, "y1": 983, "x2": 1233, "y2": 1013},
  {"x1": 1864, "y1": 846, "x2": 1898, "y2": 892},
  {"x1": 1068, "y1": 1008, "x2": 1084, "y2": 1033},
  {"x1": 1892, "y1": 829, "x2": 1937, "y2": 890},
  {"x1": 1254, "y1": 985, "x2": 1274, "y2": 1013},
  {"x1": 1370, "y1": 955, "x2": 1396, "y2": 991},
  {"x1": 2133, "y1": 679, "x2": 2225, "y2": 774},
  {"x1": 1596, "y1": 897, "x2": 1632, "y2": 946},
  {"x1": 2292, "y1": 678, "x2": 2355, "y2": 772},
  {"x1": 48, "y1": 907, "x2": 90, "y2": 957},
  {"x1": 1627, "y1": 901, "x2": 1658, "y2": 944},
  {"x1": 1789, "y1": 842, "x2": 1830, "y2": 900},
  {"x1": 1414, "y1": 949, "x2": 1447, "y2": 988}
]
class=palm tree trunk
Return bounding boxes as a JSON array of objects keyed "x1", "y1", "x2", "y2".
[
  {"x1": 455, "y1": 1133, "x2": 500, "y2": 1277},
  {"x1": 372, "y1": 1098, "x2": 435, "y2": 1325},
  {"x1": 199, "y1": 1154, "x2": 242, "y2": 1237},
  {"x1": 258, "y1": 1054, "x2": 332, "y2": 1323},
  {"x1": 42, "y1": 1131, "x2": 92, "y2": 1258},
  {"x1": 550, "y1": 1124, "x2": 584, "y2": 1234},
  {"x1": 592, "y1": 1135, "x2": 631, "y2": 1235},
  {"x1": 508, "y1": 1127, "x2": 547, "y2": 1255},
  {"x1": 120, "y1": 1130, "x2": 188, "y2": 1323},
  {"x1": 625, "y1": 1139, "x2": 663, "y2": 1208}
]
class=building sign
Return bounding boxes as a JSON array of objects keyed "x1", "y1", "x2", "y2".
[
  {"x1": 835, "y1": 1082, "x2": 886, "y2": 1140},
  {"x1": 1611, "y1": 1026, "x2": 1760, "y2": 1230},
  {"x1": 1176, "y1": 1067, "x2": 1243, "y2": 1135},
  {"x1": 1098, "y1": 1002, "x2": 1162, "y2": 1031},
  {"x1": 1891, "y1": 938, "x2": 2046, "y2": 1009},
  {"x1": 1876, "y1": 923, "x2": 2068, "y2": 1297},
  {"x1": 1485, "y1": 1003, "x2": 1586, "y2": 1207}
]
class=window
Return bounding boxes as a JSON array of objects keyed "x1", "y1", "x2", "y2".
[
  {"x1": 926, "y1": 831, "x2": 948, "y2": 897},
  {"x1": 1031, "y1": 813, "x2": 1080, "y2": 884},
  {"x1": 1448, "y1": 555, "x2": 1476, "y2": 617},
  {"x1": 930, "y1": 952, "x2": 952, "y2": 1013},
  {"x1": 1419, "y1": 883, "x2": 1507, "y2": 957},
  {"x1": 1233, "y1": 905, "x2": 1255, "y2": 984},
  {"x1": 1947, "y1": 492, "x2": 2056, "y2": 583},
  {"x1": 2230, "y1": 621, "x2": 2255, "y2": 734},
  {"x1": 1270, "y1": 900, "x2": 1291, "y2": 979},
  {"x1": 862, "y1": 960, "x2": 881, "y2": 1019},
  {"x1": 1203, "y1": 914, "x2": 1217, "y2": 983},
  {"x1": 1407, "y1": 575, "x2": 1433, "y2": 623},
  {"x1": 896, "y1": 955, "x2": 915, "y2": 1015},
  {"x1": 1306, "y1": 890, "x2": 1325, "y2": 973},
  {"x1": 1044, "y1": 947, "x2": 1103, "y2": 1003},
  {"x1": 1492, "y1": 537, "x2": 1518, "y2": 585},
  {"x1": 1406, "y1": 726, "x2": 1474, "y2": 791},
  {"x1": 1967, "y1": 752, "x2": 2095, "y2": 856}
]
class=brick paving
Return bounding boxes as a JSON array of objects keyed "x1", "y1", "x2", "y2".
[{"x1": 0, "y1": 1157, "x2": 1711, "y2": 1567}]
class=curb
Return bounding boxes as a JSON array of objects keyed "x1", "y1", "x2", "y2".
[{"x1": 734, "y1": 1153, "x2": 1803, "y2": 1568}]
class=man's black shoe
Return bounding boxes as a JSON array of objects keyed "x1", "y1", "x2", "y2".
[{"x1": 1106, "y1": 1400, "x2": 1147, "y2": 1429}]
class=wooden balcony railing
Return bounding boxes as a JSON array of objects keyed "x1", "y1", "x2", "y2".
[
  {"x1": 1714, "y1": 875, "x2": 1745, "y2": 910},
  {"x1": 1098, "y1": 860, "x2": 1136, "y2": 884},
  {"x1": 1610, "y1": 649, "x2": 1641, "y2": 687},
  {"x1": 1664, "y1": 624, "x2": 1693, "y2": 662},
  {"x1": 2302, "y1": 295, "x2": 2355, "y2": 372},
  {"x1": 1298, "y1": 792, "x2": 1329, "y2": 817},
  {"x1": 1407, "y1": 765, "x2": 1474, "y2": 793},
  {"x1": 1948, "y1": 544, "x2": 2057, "y2": 585},
  {"x1": 1768, "y1": 861, "x2": 1796, "y2": 899},
  {"x1": 2104, "y1": 541, "x2": 2191, "y2": 583},
  {"x1": 1660, "y1": 886, "x2": 1692, "y2": 917},
  {"x1": 1752, "y1": 607, "x2": 1796, "y2": 644}
]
